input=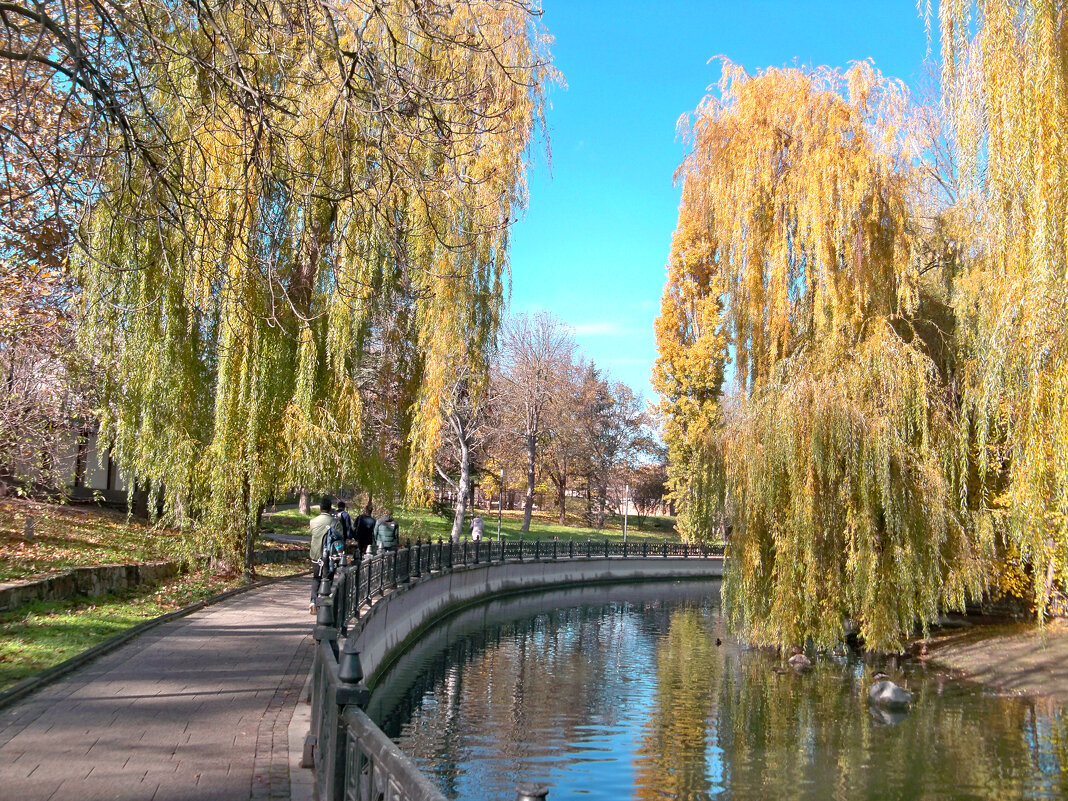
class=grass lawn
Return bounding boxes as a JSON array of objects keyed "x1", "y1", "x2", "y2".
[
  {"x1": 0, "y1": 498, "x2": 186, "y2": 582},
  {"x1": 262, "y1": 501, "x2": 681, "y2": 544},
  {"x1": 0, "y1": 561, "x2": 305, "y2": 692}
]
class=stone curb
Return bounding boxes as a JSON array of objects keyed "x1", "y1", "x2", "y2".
[{"x1": 0, "y1": 570, "x2": 310, "y2": 712}]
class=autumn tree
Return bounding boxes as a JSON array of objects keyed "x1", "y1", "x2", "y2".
[
  {"x1": 630, "y1": 459, "x2": 668, "y2": 525},
  {"x1": 7, "y1": 0, "x2": 558, "y2": 573},
  {"x1": 540, "y1": 358, "x2": 585, "y2": 525},
  {"x1": 0, "y1": 54, "x2": 94, "y2": 492},
  {"x1": 435, "y1": 364, "x2": 498, "y2": 542},
  {"x1": 577, "y1": 366, "x2": 654, "y2": 528},
  {"x1": 940, "y1": 0, "x2": 1068, "y2": 615},
  {"x1": 653, "y1": 214, "x2": 728, "y2": 543},
  {"x1": 494, "y1": 312, "x2": 574, "y2": 531},
  {"x1": 658, "y1": 60, "x2": 982, "y2": 651}
]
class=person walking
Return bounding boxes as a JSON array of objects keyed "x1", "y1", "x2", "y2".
[
  {"x1": 335, "y1": 500, "x2": 353, "y2": 549},
  {"x1": 309, "y1": 496, "x2": 334, "y2": 614},
  {"x1": 354, "y1": 502, "x2": 376, "y2": 556},
  {"x1": 471, "y1": 514, "x2": 484, "y2": 542},
  {"x1": 374, "y1": 510, "x2": 399, "y2": 552}
]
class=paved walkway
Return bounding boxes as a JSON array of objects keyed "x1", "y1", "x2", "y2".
[{"x1": 0, "y1": 576, "x2": 314, "y2": 801}]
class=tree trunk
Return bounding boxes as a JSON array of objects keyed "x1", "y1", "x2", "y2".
[
  {"x1": 298, "y1": 487, "x2": 310, "y2": 515},
  {"x1": 522, "y1": 433, "x2": 536, "y2": 532},
  {"x1": 450, "y1": 438, "x2": 471, "y2": 543},
  {"x1": 556, "y1": 472, "x2": 567, "y2": 525},
  {"x1": 242, "y1": 476, "x2": 256, "y2": 583}
]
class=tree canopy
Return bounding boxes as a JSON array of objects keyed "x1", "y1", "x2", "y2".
[
  {"x1": 656, "y1": 61, "x2": 981, "y2": 651},
  {"x1": 941, "y1": 0, "x2": 1068, "y2": 614},
  {"x1": 10, "y1": 0, "x2": 558, "y2": 570}
]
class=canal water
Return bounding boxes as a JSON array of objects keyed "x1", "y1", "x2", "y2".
[{"x1": 368, "y1": 580, "x2": 1068, "y2": 800}]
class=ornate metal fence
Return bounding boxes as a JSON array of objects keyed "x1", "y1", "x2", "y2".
[{"x1": 308, "y1": 538, "x2": 725, "y2": 800}]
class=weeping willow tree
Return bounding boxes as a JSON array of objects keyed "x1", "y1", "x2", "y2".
[
  {"x1": 75, "y1": 0, "x2": 552, "y2": 573},
  {"x1": 657, "y1": 60, "x2": 983, "y2": 651},
  {"x1": 941, "y1": 1, "x2": 1068, "y2": 615}
]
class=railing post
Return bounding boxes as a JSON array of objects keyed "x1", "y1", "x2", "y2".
[
  {"x1": 684, "y1": 543, "x2": 689, "y2": 559},
  {"x1": 518, "y1": 538, "x2": 523, "y2": 561},
  {"x1": 642, "y1": 541, "x2": 648, "y2": 559},
  {"x1": 447, "y1": 538, "x2": 454, "y2": 569},
  {"x1": 474, "y1": 539, "x2": 480, "y2": 565},
  {"x1": 533, "y1": 539, "x2": 540, "y2": 560},
  {"x1": 622, "y1": 539, "x2": 627, "y2": 559},
  {"x1": 552, "y1": 538, "x2": 557, "y2": 560},
  {"x1": 462, "y1": 539, "x2": 468, "y2": 565},
  {"x1": 412, "y1": 539, "x2": 422, "y2": 578},
  {"x1": 314, "y1": 574, "x2": 339, "y2": 640},
  {"x1": 569, "y1": 538, "x2": 574, "y2": 559},
  {"x1": 604, "y1": 539, "x2": 609, "y2": 559},
  {"x1": 350, "y1": 561, "x2": 361, "y2": 621},
  {"x1": 586, "y1": 538, "x2": 591, "y2": 559},
  {"x1": 662, "y1": 541, "x2": 668, "y2": 558}
]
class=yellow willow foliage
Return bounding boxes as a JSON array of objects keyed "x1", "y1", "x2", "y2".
[
  {"x1": 653, "y1": 217, "x2": 728, "y2": 543},
  {"x1": 941, "y1": 1, "x2": 1068, "y2": 613},
  {"x1": 77, "y1": 0, "x2": 551, "y2": 567},
  {"x1": 657, "y1": 61, "x2": 981, "y2": 650}
]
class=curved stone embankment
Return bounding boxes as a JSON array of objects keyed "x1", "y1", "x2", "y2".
[{"x1": 345, "y1": 556, "x2": 725, "y2": 684}]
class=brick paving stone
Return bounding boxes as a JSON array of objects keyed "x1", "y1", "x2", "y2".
[{"x1": 0, "y1": 576, "x2": 312, "y2": 800}]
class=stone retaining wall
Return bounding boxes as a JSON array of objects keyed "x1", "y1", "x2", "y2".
[
  {"x1": 0, "y1": 561, "x2": 179, "y2": 612},
  {"x1": 0, "y1": 548, "x2": 307, "y2": 612}
]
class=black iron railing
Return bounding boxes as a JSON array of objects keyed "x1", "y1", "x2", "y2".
[
  {"x1": 308, "y1": 538, "x2": 724, "y2": 801},
  {"x1": 310, "y1": 639, "x2": 445, "y2": 801},
  {"x1": 328, "y1": 538, "x2": 725, "y2": 634}
]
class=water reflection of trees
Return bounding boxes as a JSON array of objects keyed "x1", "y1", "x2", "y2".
[
  {"x1": 711, "y1": 650, "x2": 1068, "y2": 800},
  {"x1": 381, "y1": 597, "x2": 1068, "y2": 800},
  {"x1": 634, "y1": 606, "x2": 724, "y2": 801},
  {"x1": 379, "y1": 601, "x2": 681, "y2": 798}
]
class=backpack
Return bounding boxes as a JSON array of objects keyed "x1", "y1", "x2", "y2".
[{"x1": 322, "y1": 515, "x2": 347, "y2": 562}]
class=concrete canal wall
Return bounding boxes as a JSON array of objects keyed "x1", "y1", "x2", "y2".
[{"x1": 347, "y1": 556, "x2": 725, "y2": 684}]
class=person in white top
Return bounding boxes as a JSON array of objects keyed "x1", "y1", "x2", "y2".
[{"x1": 470, "y1": 515, "x2": 484, "y2": 541}]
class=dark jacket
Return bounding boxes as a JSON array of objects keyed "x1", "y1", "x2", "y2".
[{"x1": 354, "y1": 513, "x2": 376, "y2": 553}]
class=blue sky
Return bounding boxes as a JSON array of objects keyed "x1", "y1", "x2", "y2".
[{"x1": 507, "y1": 1, "x2": 934, "y2": 400}]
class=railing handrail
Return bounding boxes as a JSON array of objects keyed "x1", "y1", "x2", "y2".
[{"x1": 342, "y1": 705, "x2": 448, "y2": 801}]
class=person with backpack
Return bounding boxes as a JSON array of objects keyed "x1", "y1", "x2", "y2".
[
  {"x1": 335, "y1": 500, "x2": 353, "y2": 545},
  {"x1": 354, "y1": 501, "x2": 376, "y2": 557},
  {"x1": 374, "y1": 510, "x2": 399, "y2": 552},
  {"x1": 309, "y1": 496, "x2": 335, "y2": 613}
]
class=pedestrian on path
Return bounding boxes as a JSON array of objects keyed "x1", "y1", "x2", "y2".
[
  {"x1": 471, "y1": 514, "x2": 484, "y2": 541},
  {"x1": 309, "y1": 496, "x2": 334, "y2": 613},
  {"x1": 354, "y1": 501, "x2": 376, "y2": 556},
  {"x1": 375, "y1": 510, "x2": 399, "y2": 552},
  {"x1": 335, "y1": 500, "x2": 353, "y2": 539}
]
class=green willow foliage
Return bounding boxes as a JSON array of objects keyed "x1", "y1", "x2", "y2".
[
  {"x1": 722, "y1": 326, "x2": 980, "y2": 651},
  {"x1": 76, "y1": 1, "x2": 552, "y2": 569},
  {"x1": 658, "y1": 61, "x2": 981, "y2": 651}
]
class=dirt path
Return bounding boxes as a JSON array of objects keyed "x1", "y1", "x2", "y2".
[{"x1": 923, "y1": 618, "x2": 1068, "y2": 707}]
